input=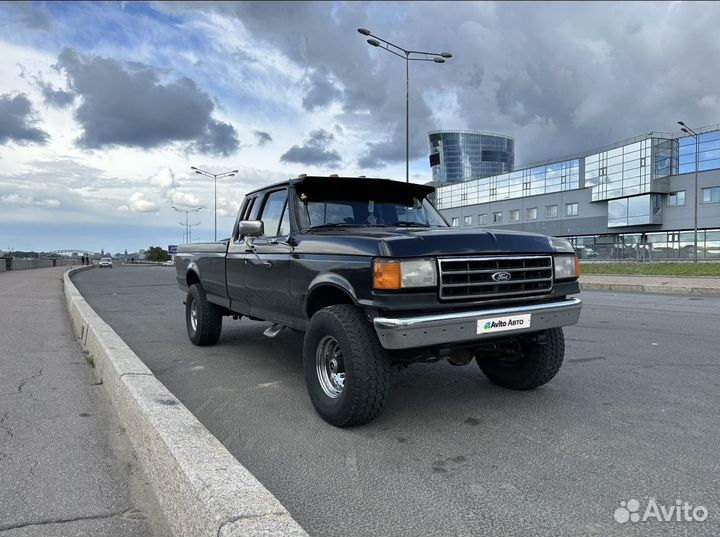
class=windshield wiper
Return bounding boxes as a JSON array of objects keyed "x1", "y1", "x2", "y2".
[
  {"x1": 308, "y1": 223, "x2": 389, "y2": 230},
  {"x1": 390, "y1": 222, "x2": 431, "y2": 227},
  {"x1": 309, "y1": 223, "x2": 359, "y2": 229}
]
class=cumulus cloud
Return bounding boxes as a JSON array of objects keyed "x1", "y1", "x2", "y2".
[
  {"x1": 55, "y1": 48, "x2": 239, "y2": 156},
  {"x1": 253, "y1": 130, "x2": 272, "y2": 146},
  {"x1": 280, "y1": 129, "x2": 341, "y2": 167},
  {"x1": 36, "y1": 80, "x2": 75, "y2": 108},
  {"x1": 163, "y1": 1, "x2": 720, "y2": 166},
  {"x1": 0, "y1": 93, "x2": 49, "y2": 145},
  {"x1": 302, "y1": 67, "x2": 342, "y2": 111},
  {"x1": 149, "y1": 168, "x2": 205, "y2": 208},
  {"x1": 118, "y1": 192, "x2": 159, "y2": 213},
  {"x1": 0, "y1": 193, "x2": 60, "y2": 208}
]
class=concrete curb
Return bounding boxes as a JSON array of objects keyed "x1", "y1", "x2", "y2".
[
  {"x1": 580, "y1": 282, "x2": 720, "y2": 295},
  {"x1": 63, "y1": 267, "x2": 308, "y2": 537}
]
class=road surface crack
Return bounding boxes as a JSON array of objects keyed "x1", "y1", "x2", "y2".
[
  {"x1": 17, "y1": 368, "x2": 44, "y2": 393},
  {"x1": 216, "y1": 511, "x2": 288, "y2": 537},
  {"x1": 0, "y1": 412, "x2": 12, "y2": 438},
  {"x1": 0, "y1": 508, "x2": 133, "y2": 533}
]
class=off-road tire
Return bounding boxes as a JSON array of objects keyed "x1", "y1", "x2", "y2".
[
  {"x1": 303, "y1": 305, "x2": 392, "y2": 427},
  {"x1": 186, "y1": 283, "x2": 222, "y2": 346},
  {"x1": 477, "y1": 328, "x2": 565, "y2": 390}
]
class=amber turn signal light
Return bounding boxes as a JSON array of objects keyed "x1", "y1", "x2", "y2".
[
  {"x1": 574, "y1": 255, "x2": 581, "y2": 277},
  {"x1": 374, "y1": 260, "x2": 402, "y2": 290}
]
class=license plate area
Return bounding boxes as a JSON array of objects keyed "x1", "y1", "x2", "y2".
[{"x1": 476, "y1": 314, "x2": 531, "y2": 334}]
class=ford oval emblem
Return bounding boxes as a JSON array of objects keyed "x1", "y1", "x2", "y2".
[{"x1": 491, "y1": 271, "x2": 512, "y2": 282}]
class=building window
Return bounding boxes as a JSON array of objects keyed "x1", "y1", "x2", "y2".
[
  {"x1": 510, "y1": 209, "x2": 520, "y2": 222},
  {"x1": 464, "y1": 215, "x2": 472, "y2": 227},
  {"x1": 702, "y1": 186, "x2": 720, "y2": 203},
  {"x1": 478, "y1": 213, "x2": 488, "y2": 225},
  {"x1": 668, "y1": 191, "x2": 685, "y2": 206},
  {"x1": 546, "y1": 205, "x2": 558, "y2": 218},
  {"x1": 451, "y1": 217, "x2": 459, "y2": 227},
  {"x1": 493, "y1": 212, "x2": 502, "y2": 223},
  {"x1": 526, "y1": 207, "x2": 538, "y2": 220},
  {"x1": 566, "y1": 202, "x2": 579, "y2": 216}
]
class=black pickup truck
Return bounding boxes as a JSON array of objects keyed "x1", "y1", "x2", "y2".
[{"x1": 176, "y1": 176, "x2": 581, "y2": 426}]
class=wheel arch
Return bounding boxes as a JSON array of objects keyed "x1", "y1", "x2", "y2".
[
  {"x1": 186, "y1": 263, "x2": 201, "y2": 288},
  {"x1": 305, "y1": 274, "x2": 358, "y2": 319}
]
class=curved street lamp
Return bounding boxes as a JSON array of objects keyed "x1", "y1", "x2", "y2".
[
  {"x1": 357, "y1": 28, "x2": 452, "y2": 182},
  {"x1": 172, "y1": 205, "x2": 202, "y2": 244},
  {"x1": 191, "y1": 167, "x2": 238, "y2": 241}
]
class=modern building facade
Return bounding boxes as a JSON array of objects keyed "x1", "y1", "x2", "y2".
[
  {"x1": 436, "y1": 125, "x2": 720, "y2": 260},
  {"x1": 428, "y1": 130, "x2": 514, "y2": 185}
]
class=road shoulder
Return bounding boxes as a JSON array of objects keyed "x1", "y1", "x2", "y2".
[
  {"x1": 63, "y1": 266, "x2": 308, "y2": 537},
  {"x1": 0, "y1": 266, "x2": 161, "y2": 536}
]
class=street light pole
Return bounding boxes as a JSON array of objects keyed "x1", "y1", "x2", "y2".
[
  {"x1": 357, "y1": 28, "x2": 452, "y2": 183},
  {"x1": 172, "y1": 206, "x2": 202, "y2": 244},
  {"x1": 678, "y1": 121, "x2": 700, "y2": 263},
  {"x1": 191, "y1": 167, "x2": 238, "y2": 241}
]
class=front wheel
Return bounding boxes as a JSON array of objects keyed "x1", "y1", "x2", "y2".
[
  {"x1": 477, "y1": 328, "x2": 565, "y2": 390},
  {"x1": 303, "y1": 305, "x2": 392, "y2": 427},
  {"x1": 186, "y1": 283, "x2": 222, "y2": 346}
]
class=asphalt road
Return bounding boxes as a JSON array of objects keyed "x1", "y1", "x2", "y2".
[{"x1": 73, "y1": 266, "x2": 720, "y2": 537}]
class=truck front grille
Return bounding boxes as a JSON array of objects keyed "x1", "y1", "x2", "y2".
[{"x1": 438, "y1": 256, "x2": 553, "y2": 301}]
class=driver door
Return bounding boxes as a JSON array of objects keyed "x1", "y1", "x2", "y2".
[{"x1": 244, "y1": 189, "x2": 294, "y2": 324}]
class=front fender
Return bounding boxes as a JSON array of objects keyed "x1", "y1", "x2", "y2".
[{"x1": 304, "y1": 272, "x2": 359, "y2": 310}]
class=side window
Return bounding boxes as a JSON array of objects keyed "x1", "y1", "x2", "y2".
[
  {"x1": 259, "y1": 190, "x2": 287, "y2": 236},
  {"x1": 247, "y1": 196, "x2": 260, "y2": 220},
  {"x1": 241, "y1": 196, "x2": 257, "y2": 220},
  {"x1": 278, "y1": 203, "x2": 290, "y2": 236}
]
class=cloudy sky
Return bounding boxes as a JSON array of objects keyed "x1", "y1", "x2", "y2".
[{"x1": 1, "y1": 1, "x2": 719, "y2": 253}]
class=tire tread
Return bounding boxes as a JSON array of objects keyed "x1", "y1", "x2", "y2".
[{"x1": 187, "y1": 283, "x2": 222, "y2": 346}]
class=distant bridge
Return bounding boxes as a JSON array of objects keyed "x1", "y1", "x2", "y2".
[{"x1": 50, "y1": 249, "x2": 103, "y2": 257}]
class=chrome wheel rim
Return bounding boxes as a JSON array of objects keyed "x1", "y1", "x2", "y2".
[
  {"x1": 190, "y1": 301, "x2": 198, "y2": 332},
  {"x1": 315, "y1": 335, "x2": 345, "y2": 398}
]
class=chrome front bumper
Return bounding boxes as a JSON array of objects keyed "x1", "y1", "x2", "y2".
[{"x1": 372, "y1": 298, "x2": 582, "y2": 350}]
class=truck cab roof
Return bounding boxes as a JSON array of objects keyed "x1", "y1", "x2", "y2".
[{"x1": 245, "y1": 175, "x2": 435, "y2": 198}]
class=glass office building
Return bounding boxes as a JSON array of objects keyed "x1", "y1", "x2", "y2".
[
  {"x1": 436, "y1": 125, "x2": 720, "y2": 260},
  {"x1": 428, "y1": 130, "x2": 514, "y2": 185}
]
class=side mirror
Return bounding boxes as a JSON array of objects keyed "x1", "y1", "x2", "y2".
[{"x1": 238, "y1": 220, "x2": 263, "y2": 237}]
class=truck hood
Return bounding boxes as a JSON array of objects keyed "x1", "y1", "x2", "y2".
[{"x1": 295, "y1": 227, "x2": 556, "y2": 258}]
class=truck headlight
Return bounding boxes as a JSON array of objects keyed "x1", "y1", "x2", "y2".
[
  {"x1": 550, "y1": 237, "x2": 576, "y2": 253},
  {"x1": 554, "y1": 255, "x2": 580, "y2": 279},
  {"x1": 374, "y1": 258, "x2": 437, "y2": 289}
]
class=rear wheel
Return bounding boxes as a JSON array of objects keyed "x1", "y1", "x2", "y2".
[
  {"x1": 186, "y1": 283, "x2": 222, "y2": 346},
  {"x1": 303, "y1": 305, "x2": 392, "y2": 426},
  {"x1": 477, "y1": 328, "x2": 565, "y2": 390}
]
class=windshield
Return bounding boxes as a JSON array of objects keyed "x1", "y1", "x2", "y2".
[{"x1": 294, "y1": 191, "x2": 447, "y2": 229}]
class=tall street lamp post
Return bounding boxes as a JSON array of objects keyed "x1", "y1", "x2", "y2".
[
  {"x1": 677, "y1": 121, "x2": 700, "y2": 263},
  {"x1": 357, "y1": 28, "x2": 452, "y2": 183},
  {"x1": 172, "y1": 206, "x2": 202, "y2": 244},
  {"x1": 191, "y1": 167, "x2": 238, "y2": 241},
  {"x1": 177, "y1": 221, "x2": 201, "y2": 243}
]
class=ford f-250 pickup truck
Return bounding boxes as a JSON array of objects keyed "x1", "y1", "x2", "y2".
[{"x1": 175, "y1": 176, "x2": 582, "y2": 426}]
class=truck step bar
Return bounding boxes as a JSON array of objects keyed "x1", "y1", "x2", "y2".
[{"x1": 263, "y1": 323, "x2": 285, "y2": 338}]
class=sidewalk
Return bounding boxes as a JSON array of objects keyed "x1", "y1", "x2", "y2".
[
  {"x1": 0, "y1": 267, "x2": 161, "y2": 536},
  {"x1": 580, "y1": 273, "x2": 720, "y2": 295}
]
